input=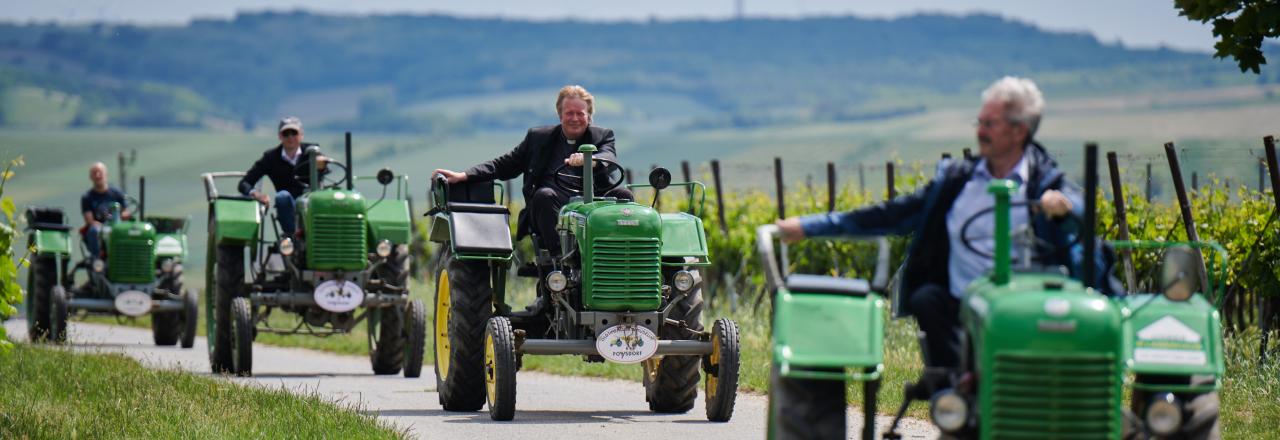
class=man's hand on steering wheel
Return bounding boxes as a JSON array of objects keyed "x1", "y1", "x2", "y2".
[{"x1": 1037, "y1": 190, "x2": 1073, "y2": 218}]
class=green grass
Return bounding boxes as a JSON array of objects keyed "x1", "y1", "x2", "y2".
[
  {"x1": 0, "y1": 344, "x2": 402, "y2": 439},
  {"x1": 0, "y1": 86, "x2": 79, "y2": 128}
]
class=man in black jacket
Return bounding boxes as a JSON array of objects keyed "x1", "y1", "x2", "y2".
[
  {"x1": 238, "y1": 116, "x2": 327, "y2": 237},
  {"x1": 775, "y1": 76, "x2": 1114, "y2": 369},
  {"x1": 434, "y1": 85, "x2": 632, "y2": 253}
]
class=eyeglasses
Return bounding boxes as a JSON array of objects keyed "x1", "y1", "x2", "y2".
[
  {"x1": 281, "y1": 129, "x2": 299, "y2": 137},
  {"x1": 974, "y1": 118, "x2": 1011, "y2": 129}
]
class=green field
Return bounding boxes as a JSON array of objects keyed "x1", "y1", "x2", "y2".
[{"x1": 0, "y1": 344, "x2": 401, "y2": 438}]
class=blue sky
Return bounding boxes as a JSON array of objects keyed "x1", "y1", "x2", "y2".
[{"x1": 4, "y1": 0, "x2": 1218, "y2": 52}]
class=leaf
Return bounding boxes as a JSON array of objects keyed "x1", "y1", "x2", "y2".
[{"x1": 0, "y1": 197, "x2": 13, "y2": 223}]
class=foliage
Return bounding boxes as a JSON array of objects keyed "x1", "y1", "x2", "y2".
[
  {"x1": 0, "y1": 155, "x2": 23, "y2": 355},
  {"x1": 0, "y1": 12, "x2": 1261, "y2": 129},
  {"x1": 1175, "y1": 0, "x2": 1280, "y2": 73}
]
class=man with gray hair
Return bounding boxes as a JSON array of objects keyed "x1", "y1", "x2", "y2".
[
  {"x1": 776, "y1": 76, "x2": 1103, "y2": 369},
  {"x1": 81, "y1": 162, "x2": 128, "y2": 258}
]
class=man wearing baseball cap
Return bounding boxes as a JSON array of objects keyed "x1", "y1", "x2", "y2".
[{"x1": 237, "y1": 116, "x2": 327, "y2": 237}]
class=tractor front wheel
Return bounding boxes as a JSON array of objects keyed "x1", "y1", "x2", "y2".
[
  {"x1": 180, "y1": 289, "x2": 198, "y2": 349},
  {"x1": 434, "y1": 250, "x2": 493, "y2": 411},
  {"x1": 50, "y1": 286, "x2": 68, "y2": 343},
  {"x1": 370, "y1": 305, "x2": 405, "y2": 375},
  {"x1": 152, "y1": 276, "x2": 184, "y2": 346},
  {"x1": 704, "y1": 318, "x2": 740, "y2": 422},
  {"x1": 230, "y1": 297, "x2": 254, "y2": 376},
  {"x1": 403, "y1": 299, "x2": 427, "y2": 378},
  {"x1": 484, "y1": 316, "x2": 517, "y2": 421},
  {"x1": 767, "y1": 365, "x2": 846, "y2": 440}
]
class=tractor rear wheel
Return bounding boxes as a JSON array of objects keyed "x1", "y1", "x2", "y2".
[
  {"x1": 230, "y1": 297, "x2": 253, "y2": 376},
  {"x1": 767, "y1": 365, "x2": 846, "y2": 440},
  {"x1": 484, "y1": 316, "x2": 517, "y2": 421},
  {"x1": 210, "y1": 244, "x2": 242, "y2": 374},
  {"x1": 152, "y1": 276, "x2": 183, "y2": 346},
  {"x1": 370, "y1": 305, "x2": 405, "y2": 375},
  {"x1": 645, "y1": 272, "x2": 704, "y2": 413},
  {"x1": 434, "y1": 250, "x2": 492, "y2": 411},
  {"x1": 704, "y1": 318, "x2": 740, "y2": 422},
  {"x1": 27, "y1": 255, "x2": 55, "y2": 342},
  {"x1": 180, "y1": 289, "x2": 198, "y2": 348},
  {"x1": 403, "y1": 299, "x2": 427, "y2": 378},
  {"x1": 50, "y1": 286, "x2": 68, "y2": 343}
]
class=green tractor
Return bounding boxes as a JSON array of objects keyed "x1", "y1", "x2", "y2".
[
  {"x1": 202, "y1": 133, "x2": 423, "y2": 377},
  {"x1": 25, "y1": 178, "x2": 198, "y2": 347},
  {"x1": 755, "y1": 226, "x2": 891, "y2": 440},
  {"x1": 428, "y1": 144, "x2": 740, "y2": 421},
  {"x1": 872, "y1": 145, "x2": 1223, "y2": 439}
]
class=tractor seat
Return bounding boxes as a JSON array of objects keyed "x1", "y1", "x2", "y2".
[
  {"x1": 447, "y1": 202, "x2": 508, "y2": 215},
  {"x1": 784, "y1": 274, "x2": 870, "y2": 297},
  {"x1": 31, "y1": 222, "x2": 72, "y2": 232}
]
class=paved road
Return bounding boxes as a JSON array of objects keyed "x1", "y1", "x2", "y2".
[{"x1": 5, "y1": 319, "x2": 937, "y2": 439}]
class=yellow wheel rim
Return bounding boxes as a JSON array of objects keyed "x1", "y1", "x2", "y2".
[
  {"x1": 435, "y1": 269, "x2": 451, "y2": 380},
  {"x1": 706, "y1": 332, "x2": 721, "y2": 401},
  {"x1": 485, "y1": 331, "x2": 497, "y2": 404}
]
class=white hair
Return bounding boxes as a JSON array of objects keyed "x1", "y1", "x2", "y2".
[{"x1": 981, "y1": 76, "x2": 1045, "y2": 138}]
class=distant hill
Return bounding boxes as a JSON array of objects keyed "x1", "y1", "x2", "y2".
[{"x1": 0, "y1": 11, "x2": 1273, "y2": 131}]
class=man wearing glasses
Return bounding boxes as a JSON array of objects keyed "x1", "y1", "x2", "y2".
[
  {"x1": 775, "y1": 76, "x2": 1116, "y2": 371},
  {"x1": 238, "y1": 116, "x2": 327, "y2": 237}
]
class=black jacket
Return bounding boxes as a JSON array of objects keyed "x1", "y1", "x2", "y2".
[
  {"x1": 799, "y1": 142, "x2": 1120, "y2": 314},
  {"x1": 464, "y1": 124, "x2": 617, "y2": 198},
  {"x1": 238, "y1": 144, "x2": 325, "y2": 197}
]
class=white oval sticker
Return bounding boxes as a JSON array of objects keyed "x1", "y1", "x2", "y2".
[
  {"x1": 114, "y1": 290, "x2": 152, "y2": 316},
  {"x1": 595, "y1": 324, "x2": 659, "y2": 364},
  {"x1": 313, "y1": 280, "x2": 364, "y2": 313}
]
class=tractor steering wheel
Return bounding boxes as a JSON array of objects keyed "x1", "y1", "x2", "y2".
[
  {"x1": 551, "y1": 158, "x2": 625, "y2": 196},
  {"x1": 958, "y1": 201, "x2": 1083, "y2": 260},
  {"x1": 293, "y1": 160, "x2": 349, "y2": 190}
]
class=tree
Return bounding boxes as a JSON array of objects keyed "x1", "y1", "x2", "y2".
[{"x1": 1175, "y1": 0, "x2": 1280, "y2": 73}]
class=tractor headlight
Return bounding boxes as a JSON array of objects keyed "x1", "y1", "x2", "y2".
[
  {"x1": 930, "y1": 390, "x2": 969, "y2": 433},
  {"x1": 673, "y1": 270, "x2": 695, "y2": 292},
  {"x1": 92, "y1": 259, "x2": 105, "y2": 273},
  {"x1": 547, "y1": 271, "x2": 568, "y2": 292},
  {"x1": 376, "y1": 240, "x2": 392, "y2": 258},
  {"x1": 160, "y1": 259, "x2": 174, "y2": 273},
  {"x1": 280, "y1": 237, "x2": 295, "y2": 256},
  {"x1": 1145, "y1": 393, "x2": 1182, "y2": 436}
]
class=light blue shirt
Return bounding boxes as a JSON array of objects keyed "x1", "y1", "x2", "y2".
[{"x1": 945, "y1": 152, "x2": 1030, "y2": 298}]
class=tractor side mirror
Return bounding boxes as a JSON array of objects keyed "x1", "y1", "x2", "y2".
[
  {"x1": 1160, "y1": 247, "x2": 1200, "y2": 302},
  {"x1": 377, "y1": 168, "x2": 395, "y2": 186},
  {"x1": 649, "y1": 167, "x2": 672, "y2": 191}
]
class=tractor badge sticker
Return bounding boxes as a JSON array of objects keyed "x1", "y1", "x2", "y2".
[{"x1": 595, "y1": 324, "x2": 658, "y2": 364}]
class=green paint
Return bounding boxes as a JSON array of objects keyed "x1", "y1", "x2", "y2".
[
  {"x1": 771, "y1": 289, "x2": 884, "y2": 380},
  {"x1": 986, "y1": 179, "x2": 1017, "y2": 285},
  {"x1": 212, "y1": 198, "x2": 260, "y2": 245},
  {"x1": 33, "y1": 229, "x2": 72, "y2": 256},
  {"x1": 301, "y1": 189, "x2": 367, "y2": 271},
  {"x1": 658, "y1": 213, "x2": 708, "y2": 262},
  {"x1": 365, "y1": 199, "x2": 411, "y2": 245},
  {"x1": 572, "y1": 200, "x2": 663, "y2": 312},
  {"x1": 106, "y1": 220, "x2": 157, "y2": 284}
]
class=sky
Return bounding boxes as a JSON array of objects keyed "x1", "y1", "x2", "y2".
[{"x1": 3, "y1": 0, "x2": 1219, "y2": 52}]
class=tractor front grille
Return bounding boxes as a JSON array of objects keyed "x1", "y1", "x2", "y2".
[
  {"x1": 307, "y1": 213, "x2": 366, "y2": 271},
  {"x1": 108, "y1": 240, "x2": 155, "y2": 283},
  {"x1": 989, "y1": 352, "x2": 1119, "y2": 438},
  {"x1": 587, "y1": 237, "x2": 661, "y2": 310}
]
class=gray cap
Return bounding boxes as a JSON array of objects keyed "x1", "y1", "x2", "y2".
[{"x1": 278, "y1": 116, "x2": 303, "y2": 133}]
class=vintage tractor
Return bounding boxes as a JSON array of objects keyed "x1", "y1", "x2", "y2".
[
  {"x1": 202, "y1": 133, "x2": 422, "y2": 377},
  {"x1": 876, "y1": 145, "x2": 1222, "y2": 439},
  {"x1": 428, "y1": 144, "x2": 740, "y2": 421},
  {"x1": 25, "y1": 177, "x2": 198, "y2": 347},
  {"x1": 755, "y1": 225, "x2": 891, "y2": 440}
]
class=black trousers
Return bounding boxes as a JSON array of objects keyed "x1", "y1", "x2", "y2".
[
  {"x1": 529, "y1": 186, "x2": 633, "y2": 253},
  {"x1": 909, "y1": 283, "x2": 963, "y2": 368}
]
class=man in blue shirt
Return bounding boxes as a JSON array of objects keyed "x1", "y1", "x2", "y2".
[
  {"x1": 776, "y1": 77, "x2": 1089, "y2": 369},
  {"x1": 81, "y1": 162, "x2": 128, "y2": 258}
]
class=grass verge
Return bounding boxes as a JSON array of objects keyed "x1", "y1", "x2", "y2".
[{"x1": 0, "y1": 344, "x2": 402, "y2": 438}]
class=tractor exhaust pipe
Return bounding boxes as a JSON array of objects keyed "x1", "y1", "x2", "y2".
[
  {"x1": 579, "y1": 144, "x2": 597, "y2": 200},
  {"x1": 1083, "y1": 143, "x2": 1097, "y2": 290},
  {"x1": 345, "y1": 132, "x2": 353, "y2": 191},
  {"x1": 138, "y1": 175, "x2": 146, "y2": 221}
]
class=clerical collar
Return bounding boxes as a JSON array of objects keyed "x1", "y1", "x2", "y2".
[{"x1": 567, "y1": 139, "x2": 577, "y2": 145}]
